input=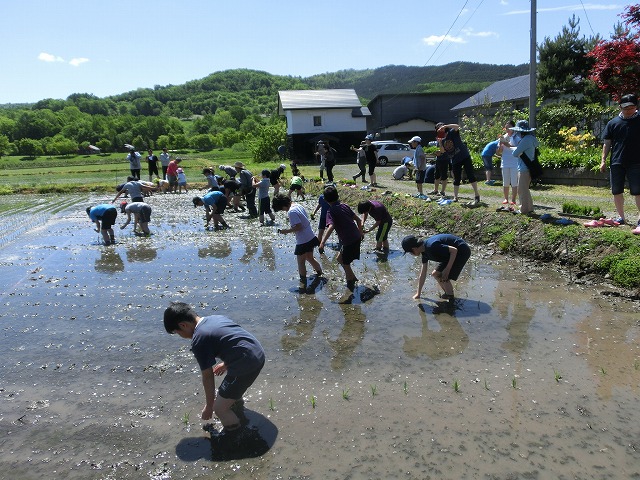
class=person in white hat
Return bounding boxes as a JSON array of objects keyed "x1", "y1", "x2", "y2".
[{"x1": 409, "y1": 136, "x2": 427, "y2": 198}]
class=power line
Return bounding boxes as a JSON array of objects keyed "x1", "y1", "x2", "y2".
[
  {"x1": 421, "y1": 0, "x2": 471, "y2": 67},
  {"x1": 578, "y1": 0, "x2": 596, "y2": 36},
  {"x1": 429, "y1": 0, "x2": 487, "y2": 66}
]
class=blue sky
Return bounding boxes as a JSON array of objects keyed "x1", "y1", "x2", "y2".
[{"x1": 0, "y1": 1, "x2": 627, "y2": 104}]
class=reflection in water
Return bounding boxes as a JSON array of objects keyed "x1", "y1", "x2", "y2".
[
  {"x1": 259, "y1": 239, "x2": 276, "y2": 271},
  {"x1": 493, "y1": 283, "x2": 535, "y2": 356},
  {"x1": 328, "y1": 304, "x2": 366, "y2": 370},
  {"x1": 125, "y1": 245, "x2": 158, "y2": 263},
  {"x1": 403, "y1": 302, "x2": 469, "y2": 359},
  {"x1": 198, "y1": 240, "x2": 231, "y2": 259},
  {"x1": 240, "y1": 238, "x2": 258, "y2": 264},
  {"x1": 94, "y1": 249, "x2": 125, "y2": 274},
  {"x1": 281, "y1": 295, "x2": 322, "y2": 352}
]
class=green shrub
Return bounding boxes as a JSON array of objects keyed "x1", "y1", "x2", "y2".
[
  {"x1": 498, "y1": 231, "x2": 516, "y2": 251},
  {"x1": 561, "y1": 201, "x2": 602, "y2": 217},
  {"x1": 610, "y1": 257, "x2": 640, "y2": 288}
]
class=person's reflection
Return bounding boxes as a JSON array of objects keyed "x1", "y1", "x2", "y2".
[
  {"x1": 198, "y1": 240, "x2": 232, "y2": 259},
  {"x1": 240, "y1": 237, "x2": 258, "y2": 264},
  {"x1": 493, "y1": 281, "x2": 535, "y2": 356},
  {"x1": 281, "y1": 295, "x2": 322, "y2": 352},
  {"x1": 403, "y1": 302, "x2": 469, "y2": 359},
  {"x1": 327, "y1": 303, "x2": 366, "y2": 370},
  {"x1": 259, "y1": 239, "x2": 276, "y2": 271},
  {"x1": 94, "y1": 249, "x2": 125, "y2": 274},
  {"x1": 125, "y1": 244, "x2": 157, "y2": 263}
]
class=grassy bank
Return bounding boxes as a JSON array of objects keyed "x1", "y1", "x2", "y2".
[{"x1": 304, "y1": 181, "x2": 640, "y2": 295}]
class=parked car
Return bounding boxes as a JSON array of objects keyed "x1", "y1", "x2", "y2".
[{"x1": 371, "y1": 141, "x2": 415, "y2": 166}]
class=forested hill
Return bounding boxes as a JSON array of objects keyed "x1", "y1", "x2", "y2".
[
  {"x1": 303, "y1": 62, "x2": 529, "y2": 100},
  {"x1": 0, "y1": 62, "x2": 529, "y2": 156},
  {"x1": 1, "y1": 62, "x2": 528, "y2": 115}
]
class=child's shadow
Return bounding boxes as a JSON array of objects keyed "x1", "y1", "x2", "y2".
[{"x1": 176, "y1": 409, "x2": 278, "y2": 462}]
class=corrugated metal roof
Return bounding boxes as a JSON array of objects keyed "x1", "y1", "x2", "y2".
[
  {"x1": 278, "y1": 89, "x2": 364, "y2": 111},
  {"x1": 352, "y1": 106, "x2": 371, "y2": 117},
  {"x1": 451, "y1": 75, "x2": 530, "y2": 111}
]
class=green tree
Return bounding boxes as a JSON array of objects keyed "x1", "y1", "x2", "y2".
[
  {"x1": 0, "y1": 134, "x2": 10, "y2": 156},
  {"x1": 460, "y1": 101, "x2": 526, "y2": 153},
  {"x1": 190, "y1": 133, "x2": 215, "y2": 151},
  {"x1": 53, "y1": 137, "x2": 78, "y2": 156},
  {"x1": 96, "y1": 138, "x2": 112, "y2": 153},
  {"x1": 172, "y1": 133, "x2": 189, "y2": 150},
  {"x1": 248, "y1": 120, "x2": 286, "y2": 163},
  {"x1": 537, "y1": 15, "x2": 602, "y2": 102},
  {"x1": 155, "y1": 135, "x2": 170, "y2": 149},
  {"x1": 17, "y1": 138, "x2": 43, "y2": 158}
]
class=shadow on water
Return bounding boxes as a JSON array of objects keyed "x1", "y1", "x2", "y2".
[{"x1": 199, "y1": 409, "x2": 278, "y2": 461}]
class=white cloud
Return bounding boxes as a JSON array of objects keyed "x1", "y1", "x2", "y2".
[
  {"x1": 504, "y1": 3, "x2": 622, "y2": 15},
  {"x1": 69, "y1": 57, "x2": 89, "y2": 67},
  {"x1": 38, "y1": 52, "x2": 64, "y2": 63},
  {"x1": 423, "y1": 34, "x2": 467, "y2": 46},
  {"x1": 462, "y1": 28, "x2": 499, "y2": 39}
]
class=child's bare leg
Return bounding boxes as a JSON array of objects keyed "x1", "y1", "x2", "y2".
[
  {"x1": 296, "y1": 254, "x2": 307, "y2": 279},
  {"x1": 305, "y1": 252, "x2": 322, "y2": 275},
  {"x1": 213, "y1": 396, "x2": 240, "y2": 429}
]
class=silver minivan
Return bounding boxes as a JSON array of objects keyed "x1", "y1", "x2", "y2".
[{"x1": 371, "y1": 141, "x2": 415, "y2": 166}]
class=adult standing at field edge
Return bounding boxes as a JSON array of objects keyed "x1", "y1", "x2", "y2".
[
  {"x1": 127, "y1": 148, "x2": 142, "y2": 179},
  {"x1": 146, "y1": 149, "x2": 160, "y2": 182},
  {"x1": 159, "y1": 147, "x2": 171, "y2": 179},
  {"x1": 600, "y1": 93, "x2": 640, "y2": 234}
]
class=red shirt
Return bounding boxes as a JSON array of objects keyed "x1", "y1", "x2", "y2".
[{"x1": 166, "y1": 160, "x2": 178, "y2": 176}]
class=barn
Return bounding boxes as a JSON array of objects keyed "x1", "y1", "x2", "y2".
[{"x1": 278, "y1": 89, "x2": 370, "y2": 162}]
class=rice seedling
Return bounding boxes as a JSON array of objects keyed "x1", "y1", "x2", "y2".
[
  {"x1": 182, "y1": 411, "x2": 190, "y2": 426},
  {"x1": 600, "y1": 367, "x2": 606, "y2": 375},
  {"x1": 453, "y1": 379, "x2": 460, "y2": 393},
  {"x1": 370, "y1": 384, "x2": 377, "y2": 397},
  {"x1": 484, "y1": 379, "x2": 489, "y2": 391},
  {"x1": 403, "y1": 381, "x2": 408, "y2": 395},
  {"x1": 342, "y1": 389, "x2": 350, "y2": 400},
  {"x1": 310, "y1": 395, "x2": 317, "y2": 409},
  {"x1": 269, "y1": 398, "x2": 275, "y2": 411},
  {"x1": 511, "y1": 377, "x2": 517, "y2": 389},
  {"x1": 634, "y1": 360, "x2": 639, "y2": 371},
  {"x1": 554, "y1": 369, "x2": 562, "y2": 382}
]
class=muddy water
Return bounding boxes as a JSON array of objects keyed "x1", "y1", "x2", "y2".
[{"x1": 0, "y1": 193, "x2": 639, "y2": 479}]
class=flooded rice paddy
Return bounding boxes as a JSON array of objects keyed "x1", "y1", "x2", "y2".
[{"x1": 0, "y1": 192, "x2": 639, "y2": 480}]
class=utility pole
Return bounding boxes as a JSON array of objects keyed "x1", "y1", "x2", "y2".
[{"x1": 529, "y1": 0, "x2": 537, "y2": 127}]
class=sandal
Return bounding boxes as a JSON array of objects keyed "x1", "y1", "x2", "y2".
[
  {"x1": 583, "y1": 219, "x2": 604, "y2": 227},
  {"x1": 599, "y1": 218, "x2": 620, "y2": 227}
]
